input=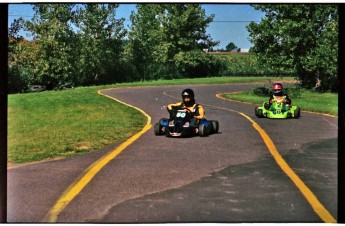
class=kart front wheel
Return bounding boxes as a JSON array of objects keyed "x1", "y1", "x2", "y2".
[
  {"x1": 294, "y1": 107, "x2": 301, "y2": 118},
  {"x1": 154, "y1": 123, "x2": 162, "y2": 135},
  {"x1": 256, "y1": 107, "x2": 264, "y2": 118}
]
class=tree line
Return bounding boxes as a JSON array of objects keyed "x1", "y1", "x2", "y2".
[
  {"x1": 247, "y1": 4, "x2": 338, "y2": 92},
  {"x1": 8, "y1": 4, "x2": 338, "y2": 93}
]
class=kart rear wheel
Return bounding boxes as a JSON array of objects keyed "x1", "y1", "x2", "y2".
[
  {"x1": 211, "y1": 120, "x2": 219, "y2": 133},
  {"x1": 198, "y1": 124, "x2": 208, "y2": 137},
  {"x1": 154, "y1": 123, "x2": 162, "y2": 135},
  {"x1": 294, "y1": 107, "x2": 301, "y2": 118}
]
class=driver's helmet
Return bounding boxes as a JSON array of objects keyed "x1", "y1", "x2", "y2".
[
  {"x1": 272, "y1": 83, "x2": 283, "y2": 94},
  {"x1": 181, "y1": 88, "x2": 195, "y2": 106}
]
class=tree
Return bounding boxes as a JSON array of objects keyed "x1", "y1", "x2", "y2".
[
  {"x1": 24, "y1": 4, "x2": 78, "y2": 89},
  {"x1": 159, "y1": 5, "x2": 218, "y2": 57},
  {"x1": 74, "y1": 4, "x2": 126, "y2": 84},
  {"x1": 12, "y1": 4, "x2": 127, "y2": 89},
  {"x1": 225, "y1": 42, "x2": 237, "y2": 52},
  {"x1": 8, "y1": 18, "x2": 29, "y2": 93},
  {"x1": 247, "y1": 4, "x2": 338, "y2": 92},
  {"x1": 127, "y1": 4, "x2": 220, "y2": 80},
  {"x1": 126, "y1": 4, "x2": 163, "y2": 80},
  {"x1": 8, "y1": 36, "x2": 41, "y2": 93}
]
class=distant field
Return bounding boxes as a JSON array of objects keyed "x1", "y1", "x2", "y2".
[{"x1": 210, "y1": 53, "x2": 295, "y2": 77}]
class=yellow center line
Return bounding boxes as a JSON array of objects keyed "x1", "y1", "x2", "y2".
[
  {"x1": 43, "y1": 89, "x2": 152, "y2": 222},
  {"x1": 215, "y1": 93, "x2": 336, "y2": 223}
]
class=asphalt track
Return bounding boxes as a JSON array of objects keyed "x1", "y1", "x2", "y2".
[{"x1": 7, "y1": 84, "x2": 338, "y2": 223}]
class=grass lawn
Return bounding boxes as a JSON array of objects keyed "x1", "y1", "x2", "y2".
[{"x1": 8, "y1": 86, "x2": 146, "y2": 164}]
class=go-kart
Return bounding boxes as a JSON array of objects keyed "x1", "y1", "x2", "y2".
[
  {"x1": 154, "y1": 109, "x2": 219, "y2": 137},
  {"x1": 255, "y1": 96, "x2": 301, "y2": 119}
]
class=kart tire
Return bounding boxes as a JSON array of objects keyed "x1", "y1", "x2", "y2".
[
  {"x1": 198, "y1": 124, "x2": 208, "y2": 137},
  {"x1": 211, "y1": 120, "x2": 219, "y2": 134},
  {"x1": 257, "y1": 109, "x2": 264, "y2": 118},
  {"x1": 294, "y1": 107, "x2": 301, "y2": 118},
  {"x1": 255, "y1": 107, "x2": 259, "y2": 117},
  {"x1": 154, "y1": 123, "x2": 162, "y2": 135}
]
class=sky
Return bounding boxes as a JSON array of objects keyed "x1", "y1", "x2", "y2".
[{"x1": 8, "y1": 4, "x2": 265, "y2": 50}]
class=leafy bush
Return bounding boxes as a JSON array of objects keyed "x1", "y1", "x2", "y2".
[
  {"x1": 285, "y1": 84, "x2": 302, "y2": 99},
  {"x1": 174, "y1": 50, "x2": 225, "y2": 78},
  {"x1": 253, "y1": 86, "x2": 271, "y2": 97}
]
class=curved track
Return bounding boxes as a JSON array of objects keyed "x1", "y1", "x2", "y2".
[{"x1": 7, "y1": 84, "x2": 337, "y2": 223}]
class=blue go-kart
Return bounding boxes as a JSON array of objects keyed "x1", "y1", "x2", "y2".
[{"x1": 154, "y1": 109, "x2": 219, "y2": 137}]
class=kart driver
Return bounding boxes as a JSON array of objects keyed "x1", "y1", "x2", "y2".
[
  {"x1": 167, "y1": 88, "x2": 205, "y2": 126},
  {"x1": 265, "y1": 83, "x2": 291, "y2": 109}
]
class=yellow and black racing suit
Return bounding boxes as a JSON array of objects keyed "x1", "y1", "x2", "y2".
[{"x1": 167, "y1": 102, "x2": 205, "y2": 126}]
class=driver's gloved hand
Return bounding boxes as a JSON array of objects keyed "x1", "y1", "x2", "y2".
[{"x1": 184, "y1": 108, "x2": 194, "y2": 116}]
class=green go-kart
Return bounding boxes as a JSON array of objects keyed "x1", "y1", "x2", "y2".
[{"x1": 255, "y1": 96, "x2": 301, "y2": 119}]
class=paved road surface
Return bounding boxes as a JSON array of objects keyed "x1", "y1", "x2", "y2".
[{"x1": 7, "y1": 84, "x2": 337, "y2": 223}]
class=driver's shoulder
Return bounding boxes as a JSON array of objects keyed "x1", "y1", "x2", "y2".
[
  {"x1": 169, "y1": 101, "x2": 183, "y2": 106},
  {"x1": 194, "y1": 103, "x2": 204, "y2": 108}
]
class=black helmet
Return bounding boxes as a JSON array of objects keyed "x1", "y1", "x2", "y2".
[{"x1": 181, "y1": 88, "x2": 195, "y2": 106}]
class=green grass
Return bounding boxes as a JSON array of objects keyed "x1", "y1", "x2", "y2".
[
  {"x1": 8, "y1": 86, "x2": 146, "y2": 164},
  {"x1": 223, "y1": 89, "x2": 338, "y2": 116},
  {"x1": 7, "y1": 76, "x2": 322, "y2": 165}
]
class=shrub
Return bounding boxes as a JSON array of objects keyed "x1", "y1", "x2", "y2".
[
  {"x1": 285, "y1": 84, "x2": 302, "y2": 99},
  {"x1": 253, "y1": 86, "x2": 271, "y2": 97}
]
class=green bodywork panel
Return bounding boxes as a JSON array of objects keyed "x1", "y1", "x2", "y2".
[{"x1": 258, "y1": 105, "x2": 298, "y2": 118}]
